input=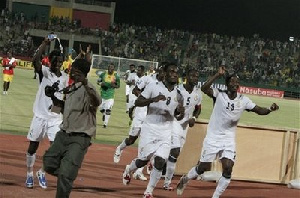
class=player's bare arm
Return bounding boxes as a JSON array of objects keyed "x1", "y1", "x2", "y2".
[
  {"x1": 132, "y1": 86, "x2": 142, "y2": 97},
  {"x1": 201, "y1": 66, "x2": 225, "y2": 97},
  {"x1": 174, "y1": 103, "x2": 185, "y2": 121},
  {"x1": 45, "y1": 85, "x2": 65, "y2": 113},
  {"x1": 251, "y1": 103, "x2": 279, "y2": 115},
  {"x1": 189, "y1": 104, "x2": 202, "y2": 127},
  {"x1": 32, "y1": 38, "x2": 50, "y2": 72},
  {"x1": 135, "y1": 94, "x2": 166, "y2": 107}
]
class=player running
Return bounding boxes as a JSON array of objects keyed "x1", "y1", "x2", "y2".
[
  {"x1": 25, "y1": 37, "x2": 68, "y2": 189},
  {"x1": 177, "y1": 66, "x2": 279, "y2": 198},
  {"x1": 163, "y1": 68, "x2": 202, "y2": 190},
  {"x1": 122, "y1": 63, "x2": 185, "y2": 198},
  {"x1": 97, "y1": 63, "x2": 120, "y2": 128},
  {"x1": 114, "y1": 65, "x2": 165, "y2": 181}
]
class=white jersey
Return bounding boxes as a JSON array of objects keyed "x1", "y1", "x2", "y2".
[
  {"x1": 176, "y1": 84, "x2": 202, "y2": 127},
  {"x1": 137, "y1": 74, "x2": 157, "y2": 90},
  {"x1": 138, "y1": 81, "x2": 181, "y2": 160},
  {"x1": 127, "y1": 72, "x2": 137, "y2": 89},
  {"x1": 142, "y1": 81, "x2": 179, "y2": 125},
  {"x1": 206, "y1": 88, "x2": 256, "y2": 141},
  {"x1": 131, "y1": 75, "x2": 147, "y2": 121},
  {"x1": 125, "y1": 71, "x2": 136, "y2": 95},
  {"x1": 32, "y1": 65, "x2": 68, "y2": 119}
]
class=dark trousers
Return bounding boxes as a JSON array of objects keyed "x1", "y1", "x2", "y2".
[{"x1": 43, "y1": 130, "x2": 91, "y2": 198}]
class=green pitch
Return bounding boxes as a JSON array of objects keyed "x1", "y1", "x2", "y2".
[{"x1": 0, "y1": 68, "x2": 299, "y2": 145}]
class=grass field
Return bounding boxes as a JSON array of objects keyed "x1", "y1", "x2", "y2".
[{"x1": 0, "y1": 68, "x2": 299, "y2": 145}]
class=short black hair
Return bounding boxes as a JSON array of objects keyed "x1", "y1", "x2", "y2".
[
  {"x1": 49, "y1": 49, "x2": 63, "y2": 67},
  {"x1": 164, "y1": 62, "x2": 177, "y2": 72},
  {"x1": 138, "y1": 65, "x2": 145, "y2": 71},
  {"x1": 186, "y1": 67, "x2": 198, "y2": 75},
  {"x1": 225, "y1": 74, "x2": 239, "y2": 85},
  {"x1": 48, "y1": 49, "x2": 61, "y2": 62},
  {"x1": 72, "y1": 58, "x2": 91, "y2": 76}
]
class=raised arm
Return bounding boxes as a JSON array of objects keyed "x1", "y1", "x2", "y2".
[
  {"x1": 201, "y1": 66, "x2": 225, "y2": 98},
  {"x1": 251, "y1": 103, "x2": 279, "y2": 115},
  {"x1": 32, "y1": 38, "x2": 50, "y2": 73},
  {"x1": 74, "y1": 44, "x2": 92, "y2": 63}
]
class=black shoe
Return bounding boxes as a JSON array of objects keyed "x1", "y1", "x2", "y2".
[{"x1": 103, "y1": 124, "x2": 107, "y2": 128}]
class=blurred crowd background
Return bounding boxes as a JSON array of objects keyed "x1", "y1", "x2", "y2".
[{"x1": 0, "y1": 7, "x2": 299, "y2": 91}]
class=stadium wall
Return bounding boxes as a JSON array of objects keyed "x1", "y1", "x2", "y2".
[
  {"x1": 12, "y1": 2, "x2": 50, "y2": 23},
  {"x1": 50, "y1": 6, "x2": 73, "y2": 19},
  {"x1": 176, "y1": 122, "x2": 300, "y2": 184},
  {"x1": 73, "y1": 10, "x2": 110, "y2": 30}
]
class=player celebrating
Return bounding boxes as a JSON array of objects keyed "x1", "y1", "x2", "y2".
[
  {"x1": 177, "y1": 66, "x2": 279, "y2": 198},
  {"x1": 2, "y1": 51, "x2": 17, "y2": 95},
  {"x1": 122, "y1": 63, "x2": 185, "y2": 198},
  {"x1": 163, "y1": 68, "x2": 202, "y2": 190},
  {"x1": 97, "y1": 63, "x2": 120, "y2": 128},
  {"x1": 25, "y1": 37, "x2": 68, "y2": 189},
  {"x1": 124, "y1": 64, "x2": 136, "y2": 113},
  {"x1": 114, "y1": 65, "x2": 166, "y2": 181},
  {"x1": 114, "y1": 65, "x2": 147, "y2": 180}
]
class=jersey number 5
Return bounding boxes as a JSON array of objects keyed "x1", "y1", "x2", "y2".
[{"x1": 186, "y1": 97, "x2": 191, "y2": 106}]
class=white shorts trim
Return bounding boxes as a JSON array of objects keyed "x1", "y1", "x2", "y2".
[
  {"x1": 125, "y1": 85, "x2": 130, "y2": 95},
  {"x1": 171, "y1": 121, "x2": 188, "y2": 149},
  {"x1": 100, "y1": 98, "x2": 114, "y2": 110},
  {"x1": 200, "y1": 138, "x2": 236, "y2": 162},
  {"x1": 27, "y1": 115, "x2": 61, "y2": 142},
  {"x1": 129, "y1": 127, "x2": 141, "y2": 137},
  {"x1": 138, "y1": 122, "x2": 171, "y2": 161}
]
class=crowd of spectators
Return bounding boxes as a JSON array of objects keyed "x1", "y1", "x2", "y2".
[
  {"x1": 0, "y1": 8, "x2": 299, "y2": 89},
  {"x1": 0, "y1": 9, "x2": 34, "y2": 58},
  {"x1": 187, "y1": 33, "x2": 299, "y2": 88}
]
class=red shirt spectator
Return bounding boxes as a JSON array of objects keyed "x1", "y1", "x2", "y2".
[{"x1": 2, "y1": 56, "x2": 17, "y2": 75}]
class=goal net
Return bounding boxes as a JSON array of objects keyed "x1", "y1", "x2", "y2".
[{"x1": 91, "y1": 55, "x2": 159, "y2": 76}]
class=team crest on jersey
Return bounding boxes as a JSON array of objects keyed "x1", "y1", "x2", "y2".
[{"x1": 174, "y1": 96, "x2": 178, "y2": 102}]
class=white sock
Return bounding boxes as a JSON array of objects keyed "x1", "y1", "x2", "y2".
[
  {"x1": 38, "y1": 168, "x2": 45, "y2": 173},
  {"x1": 164, "y1": 160, "x2": 176, "y2": 185},
  {"x1": 128, "y1": 159, "x2": 138, "y2": 173},
  {"x1": 145, "y1": 167, "x2": 162, "y2": 193},
  {"x1": 27, "y1": 171, "x2": 33, "y2": 176},
  {"x1": 135, "y1": 167, "x2": 144, "y2": 175},
  {"x1": 104, "y1": 114, "x2": 110, "y2": 125},
  {"x1": 119, "y1": 139, "x2": 127, "y2": 151},
  {"x1": 26, "y1": 153, "x2": 36, "y2": 170},
  {"x1": 186, "y1": 166, "x2": 198, "y2": 180},
  {"x1": 213, "y1": 176, "x2": 231, "y2": 198}
]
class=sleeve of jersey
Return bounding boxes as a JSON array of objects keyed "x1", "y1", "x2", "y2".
[
  {"x1": 212, "y1": 88, "x2": 219, "y2": 97},
  {"x1": 141, "y1": 82, "x2": 153, "y2": 99},
  {"x1": 41, "y1": 65, "x2": 49, "y2": 78},
  {"x1": 244, "y1": 96, "x2": 256, "y2": 110},
  {"x1": 2, "y1": 58, "x2": 9, "y2": 65},
  {"x1": 137, "y1": 76, "x2": 146, "y2": 90}
]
